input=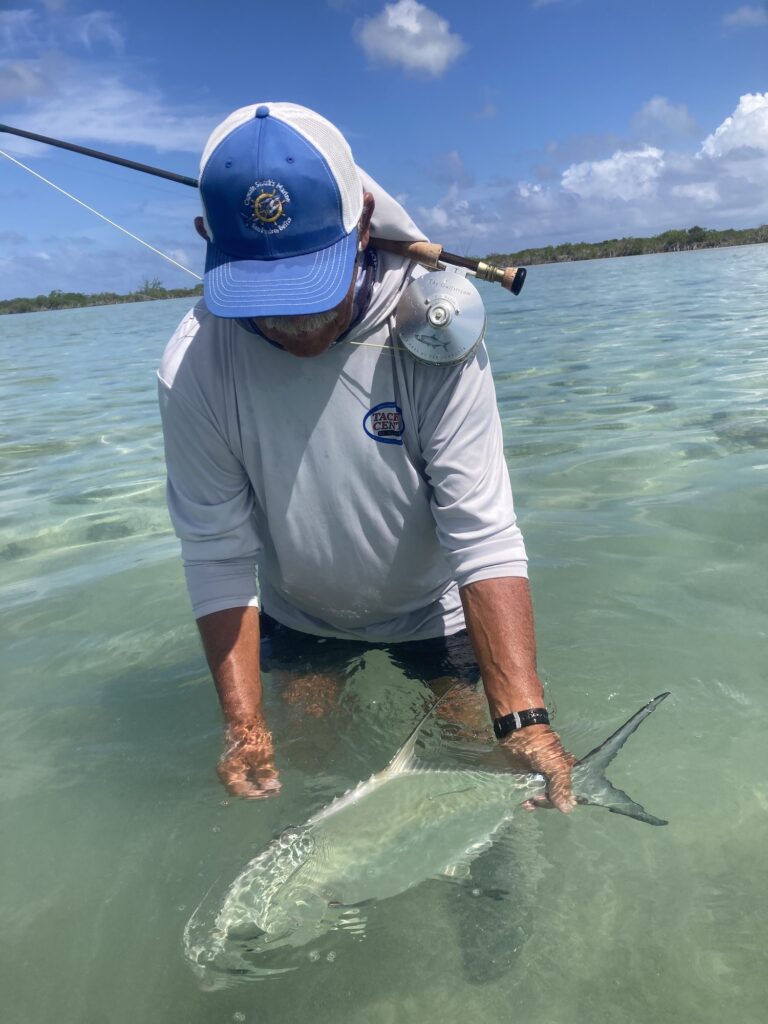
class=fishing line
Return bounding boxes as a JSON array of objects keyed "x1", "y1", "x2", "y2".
[
  {"x1": 1, "y1": 125, "x2": 527, "y2": 294},
  {"x1": 0, "y1": 147, "x2": 202, "y2": 281}
]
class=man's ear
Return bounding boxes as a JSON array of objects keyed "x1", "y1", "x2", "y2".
[
  {"x1": 358, "y1": 192, "x2": 375, "y2": 250},
  {"x1": 194, "y1": 216, "x2": 210, "y2": 241}
]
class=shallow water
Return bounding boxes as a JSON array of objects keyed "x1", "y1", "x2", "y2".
[{"x1": 1, "y1": 245, "x2": 766, "y2": 1023}]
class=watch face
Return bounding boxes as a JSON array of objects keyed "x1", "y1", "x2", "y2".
[{"x1": 395, "y1": 270, "x2": 487, "y2": 366}]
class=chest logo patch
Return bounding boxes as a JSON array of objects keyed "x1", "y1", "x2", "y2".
[{"x1": 363, "y1": 402, "x2": 404, "y2": 446}]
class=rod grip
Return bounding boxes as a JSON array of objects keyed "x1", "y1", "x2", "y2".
[{"x1": 370, "y1": 236, "x2": 444, "y2": 268}]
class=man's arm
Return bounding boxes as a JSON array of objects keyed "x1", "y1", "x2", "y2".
[
  {"x1": 460, "y1": 576, "x2": 576, "y2": 813},
  {"x1": 197, "y1": 606, "x2": 280, "y2": 799}
]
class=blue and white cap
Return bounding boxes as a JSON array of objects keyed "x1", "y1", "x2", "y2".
[{"x1": 199, "y1": 102, "x2": 364, "y2": 318}]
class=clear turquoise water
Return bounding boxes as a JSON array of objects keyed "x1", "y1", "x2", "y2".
[{"x1": 1, "y1": 245, "x2": 766, "y2": 1023}]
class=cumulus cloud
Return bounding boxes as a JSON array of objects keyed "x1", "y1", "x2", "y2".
[
  {"x1": 412, "y1": 92, "x2": 768, "y2": 256},
  {"x1": 415, "y1": 183, "x2": 496, "y2": 242},
  {"x1": 511, "y1": 95, "x2": 768, "y2": 246},
  {"x1": 670, "y1": 182, "x2": 719, "y2": 205},
  {"x1": 723, "y1": 5, "x2": 768, "y2": 27},
  {"x1": 632, "y1": 97, "x2": 699, "y2": 142},
  {"x1": 562, "y1": 146, "x2": 665, "y2": 201},
  {"x1": 699, "y1": 92, "x2": 768, "y2": 156},
  {"x1": 354, "y1": 0, "x2": 466, "y2": 76}
]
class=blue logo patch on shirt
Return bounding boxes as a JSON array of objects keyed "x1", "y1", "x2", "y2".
[{"x1": 363, "y1": 402, "x2": 404, "y2": 446}]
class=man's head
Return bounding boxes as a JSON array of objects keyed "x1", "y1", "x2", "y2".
[{"x1": 195, "y1": 102, "x2": 374, "y2": 356}]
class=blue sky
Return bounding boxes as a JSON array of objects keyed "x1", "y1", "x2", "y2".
[{"x1": 1, "y1": 0, "x2": 766, "y2": 299}]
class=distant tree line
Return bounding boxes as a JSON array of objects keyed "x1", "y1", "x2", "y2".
[
  {"x1": 4, "y1": 224, "x2": 768, "y2": 314},
  {"x1": 0, "y1": 277, "x2": 203, "y2": 316},
  {"x1": 486, "y1": 224, "x2": 768, "y2": 267}
]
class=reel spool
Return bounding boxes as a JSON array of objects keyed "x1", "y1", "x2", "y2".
[{"x1": 394, "y1": 270, "x2": 487, "y2": 367}]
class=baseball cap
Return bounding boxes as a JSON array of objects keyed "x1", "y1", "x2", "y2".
[{"x1": 199, "y1": 102, "x2": 364, "y2": 318}]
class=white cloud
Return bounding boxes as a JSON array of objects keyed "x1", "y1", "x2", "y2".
[
  {"x1": 0, "y1": 58, "x2": 54, "y2": 101},
  {"x1": 0, "y1": 7, "x2": 123, "y2": 54},
  {"x1": 561, "y1": 146, "x2": 665, "y2": 201},
  {"x1": 14, "y1": 74, "x2": 216, "y2": 152},
  {"x1": 415, "y1": 183, "x2": 495, "y2": 241},
  {"x1": 383, "y1": 91, "x2": 768, "y2": 258},
  {"x1": 632, "y1": 97, "x2": 698, "y2": 141},
  {"x1": 723, "y1": 5, "x2": 768, "y2": 27},
  {"x1": 0, "y1": 9, "x2": 38, "y2": 53},
  {"x1": 670, "y1": 182, "x2": 720, "y2": 205},
  {"x1": 699, "y1": 92, "x2": 768, "y2": 156},
  {"x1": 72, "y1": 11, "x2": 125, "y2": 51},
  {"x1": 354, "y1": 0, "x2": 465, "y2": 76},
  {"x1": 451, "y1": 92, "x2": 768, "y2": 254},
  {"x1": 0, "y1": 6, "x2": 217, "y2": 154},
  {"x1": 0, "y1": 234, "x2": 200, "y2": 299}
]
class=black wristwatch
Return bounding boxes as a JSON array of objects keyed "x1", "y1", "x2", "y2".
[{"x1": 493, "y1": 707, "x2": 550, "y2": 739}]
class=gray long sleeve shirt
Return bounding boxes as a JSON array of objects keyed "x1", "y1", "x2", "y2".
[{"x1": 157, "y1": 250, "x2": 527, "y2": 642}]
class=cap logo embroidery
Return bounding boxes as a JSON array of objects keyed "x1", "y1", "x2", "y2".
[
  {"x1": 363, "y1": 402, "x2": 404, "y2": 446},
  {"x1": 242, "y1": 179, "x2": 292, "y2": 235}
]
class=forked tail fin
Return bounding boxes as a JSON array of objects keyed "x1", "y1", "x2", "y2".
[{"x1": 570, "y1": 693, "x2": 670, "y2": 826}]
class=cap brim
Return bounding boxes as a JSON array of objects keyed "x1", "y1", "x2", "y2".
[{"x1": 203, "y1": 230, "x2": 358, "y2": 318}]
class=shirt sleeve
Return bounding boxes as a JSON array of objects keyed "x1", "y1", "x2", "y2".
[
  {"x1": 415, "y1": 341, "x2": 528, "y2": 588},
  {"x1": 157, "y1": 324, "x2": 261, "y2": 618}
]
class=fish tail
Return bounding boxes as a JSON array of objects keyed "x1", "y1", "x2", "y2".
[{"x1": 570, "y1": 693, "x2": 670, "y2": 826}]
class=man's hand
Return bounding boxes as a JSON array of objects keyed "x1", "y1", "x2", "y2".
[
  {"x1": 217, "y1": 722, "x2": 281, "y2": 800},
  {"x1": 500, "y1": 724, "x2": 576, "y2": 813}
]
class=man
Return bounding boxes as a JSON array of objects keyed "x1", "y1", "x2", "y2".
[{"x1": 158, "y1": 102, "x2": 575, "y2": 812}]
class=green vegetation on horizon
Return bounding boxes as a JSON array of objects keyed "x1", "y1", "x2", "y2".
[
  {"x1": 487, "y1": 224, "x2": 768, "y2": 267},
  {"x1": 0, "y1": 277, "x2": 202, "y2": 315},
  {"x1": 3, "y1": 224, "x2": 768, "y2": 313}
]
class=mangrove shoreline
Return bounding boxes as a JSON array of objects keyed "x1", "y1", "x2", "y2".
[{"x1": 3, "y1": 225, "x2": 768, "y2": 314}]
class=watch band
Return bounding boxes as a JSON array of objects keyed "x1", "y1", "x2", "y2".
[{"x1": 493, "y1": 707, "x2": 550, "y2": 739}]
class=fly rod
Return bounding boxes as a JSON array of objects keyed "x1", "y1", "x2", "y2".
[
  {"x1": 0, "y1": 122, "x2": 199, "y2": 187},
  {"x1": 0, "y1": 122, "x2": 526, "y2": 294}
]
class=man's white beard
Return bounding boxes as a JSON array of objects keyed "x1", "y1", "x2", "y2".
[{"x1": 259, "y1": 308, "x2": 339, "y2": 337}]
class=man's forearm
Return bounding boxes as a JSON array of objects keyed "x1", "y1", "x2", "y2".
[
  {"x1": 196, "y1": 605, "x2": 264, "y2": 727},
  {"x1": 460, "y1": 576, "x2": 546, "y2": 717},
  {"x1": 461, "y1": 576, "x2": 575, "y2": 812},
  {"x1": 197, "y1": 605, "x2": 280, "y2": 799}
]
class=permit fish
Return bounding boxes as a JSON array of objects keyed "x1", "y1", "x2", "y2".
[{"x1": 184, "y1": 692, "x2": 669, "y2": 978}]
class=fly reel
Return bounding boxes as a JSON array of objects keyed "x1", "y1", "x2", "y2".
[{"x1": 394, "y1": 270, "x2": 487, "y2": 367}]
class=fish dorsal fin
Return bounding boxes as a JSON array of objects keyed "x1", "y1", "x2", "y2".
[{"x1": 381, "y1": 685, "x2": 460, "y2": 778}]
